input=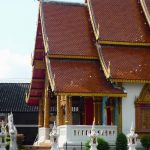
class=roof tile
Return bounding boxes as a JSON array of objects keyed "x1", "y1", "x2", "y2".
[
  {"x1": 100, "y1": 46, "x2": 150, "y2": 81},
  {"x1": 91, "y1": 0, "x2": 150, "y2": 43},
  {"x1": 50, "y1": 59, "x2": 124, "y2": 95},
  {"x1": 0, "y1": 83, "x2": 38, "y2": 112},
  {"x1": 145, "y1": 0, "x2": 150, "y2": 14},
  {"x1": 42, "y1": 2, "x2": 98, "y2": 57}
]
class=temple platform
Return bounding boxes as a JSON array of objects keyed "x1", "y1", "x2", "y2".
[
  {"x1": 57, "y1": 125, "x2": 117, "y2": 148},
  {"x1": 34, "y1": 125, "x2": 117, "y2": 149}
]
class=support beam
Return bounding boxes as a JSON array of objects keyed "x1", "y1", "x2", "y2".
[
  {"x1": 114, "y1": 98, "x2": 118, "y2": 126},
  {"x1": 93, "y1": 98, "x2": 97, "y2": 124},
  {"x1": 44, "y1": 77, "x2": 50, "y2": 128},
  {"x1": 37, "y1": 74, "x2": 50, "y2": 143},
  {"x1": 97, "y1": 98, "x2": 102, "y2": 125},
  {"x1": 65, "y1": 96, "x2": 72, "y2": 125},
  {"x1": 68, "y1": 97, "x2": 72, "y2": 124},
  {"x1": 83, "y1": 98, "x2": 86, "y2": 125},
  {"x1": 102, "y1": 97, "x2": 107, "y2": 125},
  {"x1": 118, "y1": 98, "x2": 122, "y2": 132},
  {"x1": 38, "y1": 97, "x2": 44, "y2": 127},
  {"x1": 57, "y1": 96, "x2": 63, "y2": 126}
]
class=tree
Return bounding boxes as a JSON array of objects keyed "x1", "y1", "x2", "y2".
[
  {"x1": 116, "y1": 133, "x2": 128, "y2": 150},
  {"x1": 85, "y1": 137, "x2": 110, "y2": 150},
  {"x1": 140, "y1": 135, "x2": 150, "y2": 150},
  {"x1": 97, "y1": 138, "x2": 110, "y2": 150}
]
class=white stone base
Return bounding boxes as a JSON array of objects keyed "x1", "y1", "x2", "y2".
[
  {"x1": 34, "y1": 127, "x2": 50, "y2": 146},
  {"x1": 0, "y1": 148, "x2": 6, "y2": 150}
]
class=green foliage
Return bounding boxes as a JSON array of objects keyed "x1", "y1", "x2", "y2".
[
  {"x1": 6, "y1": 135, "x2": 10, "y2": 150},
  {"x1": 116, "y1": 133, "x2": 127, "y2": 150},
  {"x1": 18, "y1": 145, "x2": 30, "y2": 150},
  {"x1": 85, "y1": 137, "x2": 110, "y2": 150},
  {"x1": 97, "y1": 138, "x2": 110, "y2": 150},
  {"x1": 140, "y1": 135, "x2": 150, "y2": 150},
  {"x1": 85, "y1": 140, "x2": 90, "y2": 150}
]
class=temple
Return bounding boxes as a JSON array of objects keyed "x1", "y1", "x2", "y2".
[{"x1": 26, "y1": 0, "x2": 150, "y2": 147}]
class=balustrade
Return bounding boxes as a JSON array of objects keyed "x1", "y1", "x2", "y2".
[{"x1": 57, "y1": 125, "x2": 117, "y2": 147}]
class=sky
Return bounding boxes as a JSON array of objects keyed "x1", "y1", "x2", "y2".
[
  {"x1": 0, "y1": 0, "x2": 84, "y2": 83},
  {"x1": 0, "y1": 0, "x2": 39, "y2": 82}
]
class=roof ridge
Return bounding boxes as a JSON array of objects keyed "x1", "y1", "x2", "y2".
[{"x1": 42, "y1": 0, "x2": 85, "y2": 7}]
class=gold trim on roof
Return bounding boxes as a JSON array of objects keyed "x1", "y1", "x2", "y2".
[
  {"x1": 48, "y1": 54, "x2": 98, "y2": 60},
  {"x1": 40, "y1": 4, "x2": 56, "y2": 92},
  {"x1": 32, "y1": 79, "x2": 45, "y2": 82},
  {"x1": 35, "y1": 49, "x2": 44, "y2": 52},
  {"x1": 96, "y1": 44, "x2": 111, "y2": 79},
  {"x1": 87, "y1": 0, "x2": 99, "y2": 40},
  {"x1": 56, "y1": 92, "x2": 127, "y2": 97},
  {"x1": 33, "y1": 61, "x2": 46, "y2": 69},
  {"x1": 140, "y1": 0, "x2": 150, "y2": 28},
  {"x1": 99, "y1": 41, "x2": 150, "y2": 46},
  {"x1": 111, "y1": 79, "x2": 150, "y2": 83},
  {"x1": 32, "y1": 48, "x2": 44, "y2": 66}
]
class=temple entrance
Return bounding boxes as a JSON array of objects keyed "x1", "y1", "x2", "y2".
[
  {"x1": 72, "y1": 96, "x2": 84, "y2": 125},
  {"x1": 85, "y1": 97, "x2": 93, "y2": 125}
]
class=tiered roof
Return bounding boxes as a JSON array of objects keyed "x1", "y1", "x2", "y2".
[
  {"x1": 50, "y1": 59, "x2": 124, "y2": 96},
  {"x1": 90, "y1": 0, "x2": 150, "y2": 82},
  {"x1": 99, "y1": 46, "x2": 150, "y2": 82},
  {"x1": 41, "y1": 2, "x2": 125, "y2": 96},
  {"x1": 43, "y1": 3, "x2": 97, "y2": 58},
  {"x1": 27, "y1": 0, "x2": 150, "y2": 105},
  {"x1": 91, "y1": 0, "x2": 150, "y2": 44},
  {"x1": 26, "y1": 17, "x2": 45, "y2": 105}
]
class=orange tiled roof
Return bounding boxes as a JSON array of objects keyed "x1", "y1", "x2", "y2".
[
  {"x1": 145, "y1": 0, "x2": 150, "y2": 13},
  {"x1": 50, "y1": 59, "x2": 125, "y2": 96},
  {"x1": 91, "y1": 0, "x2": 150, "y2": 43},
  {"x1": 42, "y1": 2, "x2": 98, "y2": 57},
  {"x1": 40, "y1": 2, "x2": 126, "y2": 96},
  {"x1": 99, "y1": 46, "x2": 150, "y2": 82}
]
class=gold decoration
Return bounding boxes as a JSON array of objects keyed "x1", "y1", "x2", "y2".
[
  {"x1": 140, "y1": 0, "x2": 150, "y2": 28},
  {"x1": 136, "y1": 84, "x2": 150, "y2": 104}
]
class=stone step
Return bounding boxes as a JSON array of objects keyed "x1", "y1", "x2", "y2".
[{"x1": 25, "y1": 145, "x2": 50, "y2": 150}]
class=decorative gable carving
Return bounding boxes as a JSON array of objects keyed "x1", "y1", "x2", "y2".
[
  {"x1": 136, "y1": 84, "x2": 150, "y2": 104},
  {"x1": 135, "y1": 84, "x2": 150, "y2": 134}
]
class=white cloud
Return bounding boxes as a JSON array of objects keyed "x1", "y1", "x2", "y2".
[{"x1": 0, "y1": 49, "x2": 32, "y2": 82}]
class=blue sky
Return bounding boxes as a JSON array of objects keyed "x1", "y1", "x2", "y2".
[{"x1": 0, "y1": 0, "x2": 84, "y2": 82}]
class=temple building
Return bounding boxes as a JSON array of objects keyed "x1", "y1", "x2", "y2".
[
  {"x1": 0, "y1": 83, "x2": 38, "y2": 144},
  {"x1": 26, "y1": 0, "x2": 150, "y2": 147}
]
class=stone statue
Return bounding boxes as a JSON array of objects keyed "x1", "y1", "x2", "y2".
[
  {"x1": 49, "y1": 122, "x2": 59, "y2": 150},
  {"x1": 0, "y1": 120, "x2": 7, "y2": 150},
  {"x1": 127, "y1": 123, "x2": 138, "y2": 150},
  {"x1": 89, "y1": 120, "x2": 98, "y2": 150},
  {"x1": 7, "y1": 113, "x2": 17, "y2": 150}
]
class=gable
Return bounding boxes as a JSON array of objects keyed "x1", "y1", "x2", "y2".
[{"x1": 136, "y1": 84, "x2": 150, "y2": 104}]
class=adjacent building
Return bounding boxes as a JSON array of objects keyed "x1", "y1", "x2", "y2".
[{"x1": 0, "y1": 83, "x2": 38, "y2": 144}]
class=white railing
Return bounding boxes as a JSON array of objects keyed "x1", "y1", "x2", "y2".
[{"x1": 58, "y1": 125, "x2": 117, "y2": 147}]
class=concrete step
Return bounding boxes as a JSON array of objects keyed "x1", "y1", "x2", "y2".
[{"x1": 25, "y1": 145, "x2": 50, "y2": 150}]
